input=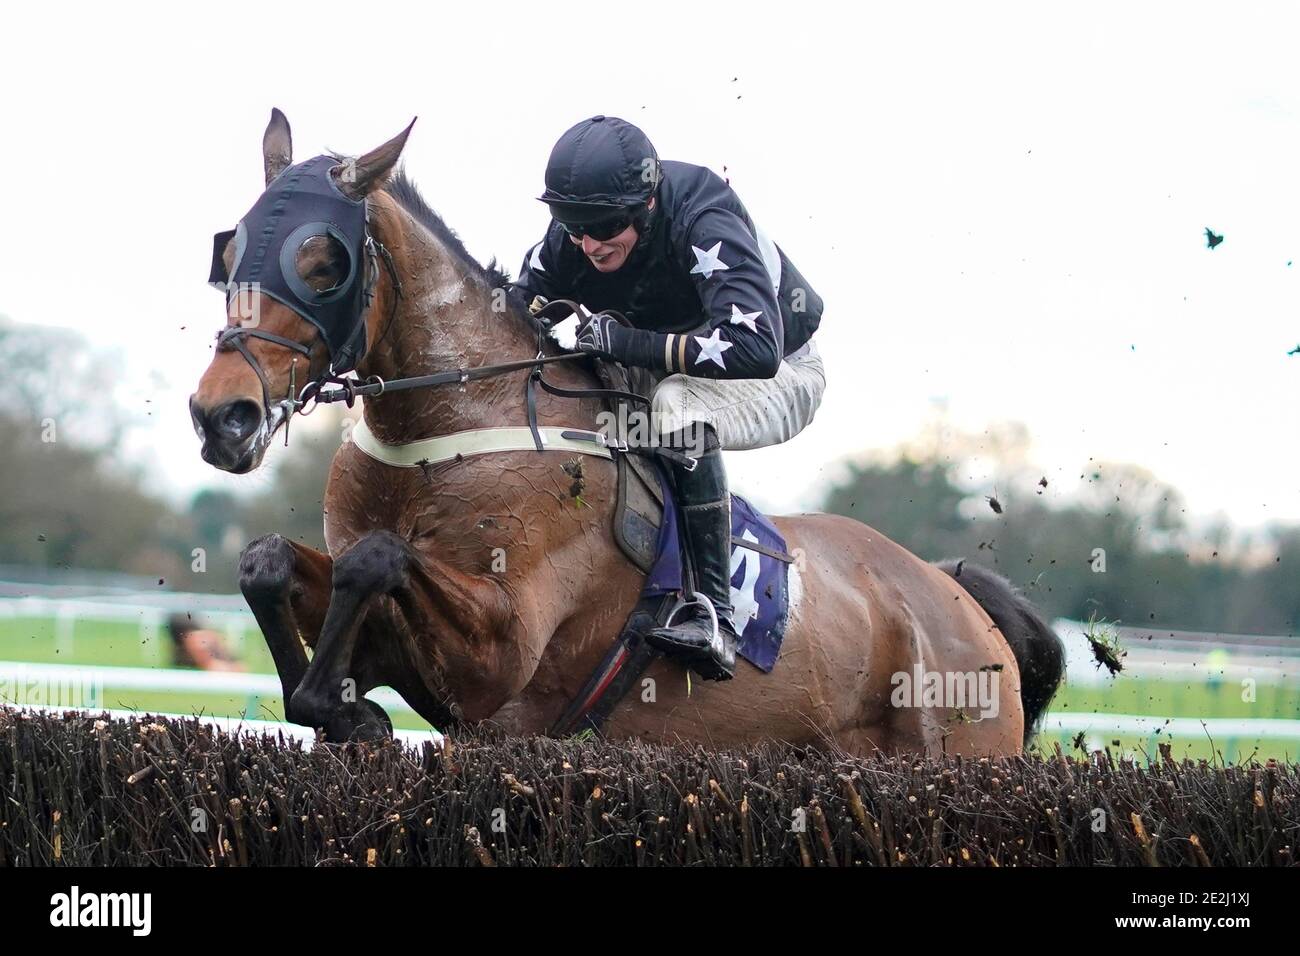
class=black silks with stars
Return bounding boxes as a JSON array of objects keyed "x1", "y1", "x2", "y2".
[{"x1": 515, "y1": 160, "x2": 823, "y2": 380}]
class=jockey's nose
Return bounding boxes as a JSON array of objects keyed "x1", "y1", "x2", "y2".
[
  {"x1": 190, "y1": 394, "x2": 263, "y2": 444},
  {"x1": 580, "y1": 235, "x2": 605, "y2": 256}
]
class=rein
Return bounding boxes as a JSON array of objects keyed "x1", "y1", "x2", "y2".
[
  {"x1": 300, "y1": 350, "x2": 586, "y2": 408},
  {"x1": 298, "y1": 298, "x2": 643, "y2": 408},
  {"x1": 294, "y1": 297, "x2": 698, "y2": 465}
]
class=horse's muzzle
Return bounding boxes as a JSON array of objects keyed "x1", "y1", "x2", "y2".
[{"x1": 190, "y1": 394, "x2": 264, "y2": 472}]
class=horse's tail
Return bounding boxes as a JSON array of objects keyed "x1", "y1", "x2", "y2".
[{"x1": 934, "y1": 559, "x2": 1065, "y2": 749}]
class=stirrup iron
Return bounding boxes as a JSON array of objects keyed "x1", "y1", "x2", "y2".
[{"x1": 662, "y1": 591, "x2": 721, "y2": 645}]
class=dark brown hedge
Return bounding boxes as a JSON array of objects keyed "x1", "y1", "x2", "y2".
[{"x1": 1, "y1": 709, "x2": 1295, "y2": 866}]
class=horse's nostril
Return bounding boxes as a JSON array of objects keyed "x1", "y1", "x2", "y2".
[
  {"x1": 188, "y1": 395, "x2": 207, "y2": 439},
  {"x1": 214, "y1": 399, "x2": 263, "y2": 442}
]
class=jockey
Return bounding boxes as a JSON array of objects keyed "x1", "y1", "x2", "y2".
[{"x1": 513, "y1": 115, "x2": 825, "y2": 681}]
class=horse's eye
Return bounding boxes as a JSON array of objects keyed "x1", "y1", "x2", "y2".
[{"x1": 295, "y1": 234, "x2": 348, "y2": 293}]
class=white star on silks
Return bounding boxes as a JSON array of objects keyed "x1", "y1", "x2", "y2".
[
  {"x1": 690, "y1": 242, "x2": 730, "y2": 279},
  {"x1": 728, "y1": 304, "x2": 762, "y2": 332},
  {"x1": 529, "y1": 242, "x2": 545, "y2": 273},
  {"x1": 693, "y1": 327, "x2": 733, "y2": 369}
]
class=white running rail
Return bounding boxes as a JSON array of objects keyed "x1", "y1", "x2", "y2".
[
  {"x1": 5, "y1": 701, "x2": 443, "y2": 749},
  {"x1": 0, "y1": 659, "x2": 414, "y2": 711}
]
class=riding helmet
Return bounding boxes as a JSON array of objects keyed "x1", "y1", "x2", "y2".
[{"x1": 538, "y1": 115, "x2": 662, "y2": 224}]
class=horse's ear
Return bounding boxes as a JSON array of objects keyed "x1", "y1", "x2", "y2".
[
  {"x1": 263, "y1": 108, "x2": 293, "y2": 186},
  {"x1": 335, "y1": 118, "x2": 417, "y2": 199}
]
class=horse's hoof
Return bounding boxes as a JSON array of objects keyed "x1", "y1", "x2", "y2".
[{"x1": 322, "y1": 699, "x2": 393, "y2": 743}]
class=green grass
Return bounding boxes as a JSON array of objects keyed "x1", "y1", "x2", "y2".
[
  {"x1": 1055, "y1": 675, "x2": 1300, "y2": 721},
  {"x1": 1037, "y1": 673, "x2": 1300, "y2": 763},
  {"x1": 0, "y1": 615, "x2": 278, "y2": 672}
]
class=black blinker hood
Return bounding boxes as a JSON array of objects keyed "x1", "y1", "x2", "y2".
[{"x1": 209, "y1": 154, "x2": 371, "y2": 374}]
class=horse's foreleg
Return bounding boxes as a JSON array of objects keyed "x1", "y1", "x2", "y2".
[
  {"x1": 288, "y1": 530, "x2": 412, "y2": 741},
  {"x1": 238, "y1": 533, "x2": 332, "y2": 708}
]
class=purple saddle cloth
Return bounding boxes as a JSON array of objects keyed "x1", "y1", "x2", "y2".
[{"x1": 640, "y1": 470, "x2": 791, "y2": 673}]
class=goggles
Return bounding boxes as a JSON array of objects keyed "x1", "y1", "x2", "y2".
[{"x1": 557, "y1": 204, "x2": 647, "y2": 242}]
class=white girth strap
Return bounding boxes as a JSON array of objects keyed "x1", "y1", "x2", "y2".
[{"x1": 350, "y1": 415, "x2": 615, "y2": 468}]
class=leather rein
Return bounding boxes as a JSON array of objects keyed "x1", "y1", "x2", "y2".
[{"x1": 308, "y1": 294, "x2": 709, "y2": 468}]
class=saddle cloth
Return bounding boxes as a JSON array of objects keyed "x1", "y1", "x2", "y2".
[{"x1": 615, "y1": 456, "x2": 791, "y2": 673}]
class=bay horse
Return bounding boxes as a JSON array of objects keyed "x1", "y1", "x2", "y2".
[{"x1": 189, "y1": 110, "x2": 1064, "y2": 754}]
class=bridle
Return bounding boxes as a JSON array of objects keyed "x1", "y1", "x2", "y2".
[{"x1": 214, "y1": 213, "x2": 404, "y2": 442}]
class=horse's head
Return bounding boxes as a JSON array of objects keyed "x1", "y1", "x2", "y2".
[{"x1": 189, "y1": 108, "x2": 414, "y2": 473}]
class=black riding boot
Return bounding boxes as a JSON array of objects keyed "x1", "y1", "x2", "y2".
[{"x1": 645, "y1": 424, "x2": 738, "y2": 681}]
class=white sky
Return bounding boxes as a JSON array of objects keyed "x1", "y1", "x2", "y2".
[{"x1": 1, "y1": 1, "x2": 1297, "y2": 530}]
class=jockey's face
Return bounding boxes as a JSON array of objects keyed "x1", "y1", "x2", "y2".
[{"x1": 568, "y1": 197, "x2": 655, "y2": 273}]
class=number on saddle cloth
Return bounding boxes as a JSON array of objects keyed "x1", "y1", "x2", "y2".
[{"x1": 619, "y1": 461, "x2": 793, "y2": 674}]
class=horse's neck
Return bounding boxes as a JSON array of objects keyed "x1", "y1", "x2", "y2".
[{"x1": 357, "y1": 214, "x2": 542, "y2": 444}]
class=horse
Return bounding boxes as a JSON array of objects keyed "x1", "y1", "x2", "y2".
[{"x1": 189, "y1": 110, "x2": 1064, "y2": 754}]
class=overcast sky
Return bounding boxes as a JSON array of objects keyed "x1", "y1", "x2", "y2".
[{"x1": 1, "y1": 2, "x2": 1297, "y2": 530}]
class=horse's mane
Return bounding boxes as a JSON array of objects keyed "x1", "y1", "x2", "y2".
[{"x1": 381, "y1": 167, "x2": 545, "y2": 337}]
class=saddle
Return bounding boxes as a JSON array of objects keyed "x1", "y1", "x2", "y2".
[
  {"x1": 612, "y1": 452, "x2": 666, "y2": 575},
  {"x1": 550, "y1": 362, "x2": 795, "y2": 737},
  {"x1": 599, "y1": 361, "x2": 791, "y2": 574}
]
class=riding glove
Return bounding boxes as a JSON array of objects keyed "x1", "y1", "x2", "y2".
[{"x1": 574, "y1": 313, "x2": 657, "y2": 368}]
